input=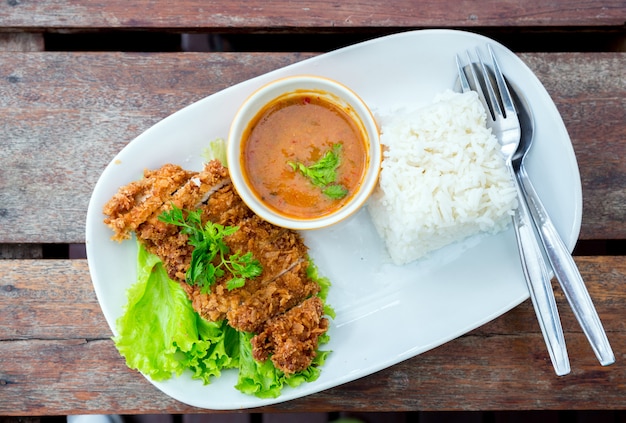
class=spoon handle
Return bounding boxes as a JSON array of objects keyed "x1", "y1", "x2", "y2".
[
  {"x1": 510, "y1": 166, "x2": 571, "y2": 376},
  {"x1": 518, "y1": 165, "x2": 615, "y2": 366}
]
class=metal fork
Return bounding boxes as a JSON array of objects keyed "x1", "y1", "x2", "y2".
[
  {"x1": 456, "y1": 46, "x2": 571, "y2": 376},
  {"x1": 518, "y1": 164, "x2": 615, "y2": 366},
  {"x1": 487, "y1": 48, "x2": 614, "y2": 367}
]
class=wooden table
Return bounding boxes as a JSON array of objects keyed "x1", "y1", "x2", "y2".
[{"x1": 1, "y1": 0, "x2": 625, "y2": 417}]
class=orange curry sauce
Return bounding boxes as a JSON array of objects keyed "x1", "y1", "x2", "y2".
[{"x1": 241, "y1": 92, "x2": 368, "y2": 219}]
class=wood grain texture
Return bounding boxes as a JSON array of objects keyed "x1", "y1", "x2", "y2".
[
  {"x1": 0, "y1": 52, "x2": 314, "y2": 243},
  {"x1": 0, "y1": 51, "x2": 624, "y2": 243},
  {"x1": 1, "y1": 0, "x2": 625, "y2": 30},
  {"x1": 519, "y1": 53, "x2": 626, "y2": 240},
  {"x1": 0, "y1": 256, "x2": 624, "y2": 414},
  {"x1": 2, "y1": 1, "x2": 624, "y2": 418},
  {"x1": 0, "y1": 260, "x2": 109, "y2": 340}
]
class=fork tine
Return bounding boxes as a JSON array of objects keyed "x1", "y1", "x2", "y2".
[
  {"x1": 488, "y1": 44, "x2": 517, "y2": 118},
  {"x1": 476, "y1": 47, "x2": 503, "y2": 120},
  {"x1": 464, "y1": 51, "x2": 491, "y2": 119},
  {"x1": 456, "y1": 54, "x2": 471, "y2": 93}
]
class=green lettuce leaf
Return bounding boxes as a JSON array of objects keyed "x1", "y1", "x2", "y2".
[
  {"x1": 114, "y1": 242, "x2": 332, "y2": 397},
  {"x1": 234, "y1": 332, "x2": 331, "y2": 399},
  {"x1": 113, "y1": 242, "x2": 236, "y2": 383},
  {"x1": 202, "y1": 138, "x2": 228, "y2": 166}
]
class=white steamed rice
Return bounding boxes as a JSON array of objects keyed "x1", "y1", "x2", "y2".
[{"x1": 367, "y1": 90, "x2": 517, "y2": 265}]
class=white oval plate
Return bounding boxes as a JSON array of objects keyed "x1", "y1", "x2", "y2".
[{"x1": 86, "y1": 29, "x2": 582, "y2": 410}]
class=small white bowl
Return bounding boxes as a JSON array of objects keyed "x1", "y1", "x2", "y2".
[{"x1": 227, "y1": 75, "x2": 381, "y2": 230}]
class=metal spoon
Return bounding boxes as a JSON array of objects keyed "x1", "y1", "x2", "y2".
[{"x1": 510, "y1": 84, "x2": 615, "y2": 367}]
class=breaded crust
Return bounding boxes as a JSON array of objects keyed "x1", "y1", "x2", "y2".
[
  {"x1": 103, "y1": 160, "x2": 330, "y2": 375},
  {"x1": 251, "y1": 296, "x2": 329, "y2": 375},
  {"x1": 103, "y1": 164, "x2": 195, "y2": 241},
  {"x1": 190, "y1": 257, "x2": 319, "y2": 333}
]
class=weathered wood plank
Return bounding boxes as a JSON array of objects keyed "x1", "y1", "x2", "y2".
[
  {"x1": 2, "y1": 332, "x2": 622, "y2": 415},
  {"x1": 0, "y1": 52, "x2": 314, "y2": 243},
  {"x1": 520, "y1": 53, "x2": 626, "y2": 240},
  {"x1": 1, "y1": 0, "x2": 624, "y2": 30},
  {"x1": 0, "y1": 257, "x2": 621, "y2": 341},
  {"x1": 0, "y1": 260, "x2": 109, "y2": 340},
  {"x1": 0, "y1": 52, "x2": 624, "y2": 243},
  {"x1": 0, "y1": 256, "x2": 623, "y2": 414}
]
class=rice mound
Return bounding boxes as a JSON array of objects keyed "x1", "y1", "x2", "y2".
[{"x1": 368, "y1": 90, "x2": 517, "y2": 265}]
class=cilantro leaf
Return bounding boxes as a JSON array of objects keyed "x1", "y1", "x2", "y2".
[
  {"x1": 288, "y1": 143, "x2": 348, "y2": 200},
  {"x1": 322, "y1": 184, "x2": 349, "y2": 199},
  {"x1": 158, "y1": 205, "x2": 263, "y2": 293},
  {"x1": 226, "y1": 277, "x2": 246, "y2": 291}
]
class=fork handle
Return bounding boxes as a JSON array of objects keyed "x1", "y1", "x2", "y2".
[
  {"x1": 510, "y1": 167, "x2": 571, "y2": 376},
  {"x1": 518, "y1": 165, "x2": 615, "y2": 366}
]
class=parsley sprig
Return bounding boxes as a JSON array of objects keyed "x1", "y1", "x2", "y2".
[
  {"x1": 288, "y1": 143, "x2": 348, "y2": 200},
  {"x1": 158, "y1": 205, "x2": 262, "y2": 293}
]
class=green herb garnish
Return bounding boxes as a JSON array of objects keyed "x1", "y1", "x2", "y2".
[
  {"x1": 158, "y1": 205, "x2": 262, "y2": 293},
  {"x1": 288, "y1": 143, "x2": 348, "y2": 199},
  {"x1": 322, "y1": 184, "x2": 349, "y2": 200}
]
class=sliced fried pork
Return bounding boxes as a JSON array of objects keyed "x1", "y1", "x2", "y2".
[
  {"x1": 130, "y1": 161, "x2": 230, "y2": 281},
  {"x1": 199, "y1": 182, "x2": 255, "y2": 226},
  {"x1": 251, "y1": 296, "x2": 329, "y2": 375},
  {"x1": 226, "y1": 260, "x2": 319, "y2": 333},
  {"x1": 103, "y1": 159, "x2": 330, "y2": 375},
  {"x1": 136, "y1": 160, "x2": 230, "y2": 247},
  {"x1": 103, "y1": 164, "x2": 195, "y2": 241},
  {"x1": 189, "y1": 257, "x2": 319, "y2": 333}
]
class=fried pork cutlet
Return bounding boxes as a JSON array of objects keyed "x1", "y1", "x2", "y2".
[
  {"x1": 103, "y1": 160, "x2": 330, "y2": 375},
  {"x1": 189, "y1": 255, "x2": 319, "y2": 333},
  {"x1": 187, "y1": 219, "x2": 320, "y2": 332},
  {"x1": 136, "y1": 161, "x2": 230, "y2": 281},
  {"x1": 200, "y1": 182, "x2": 255, "y2": 226},
  {"x1": 251, "y1": 296, "x2": 329, "y2": 375},
  {"x1": 103, "y1": 164, "x2": 195, "y2": 241}
]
